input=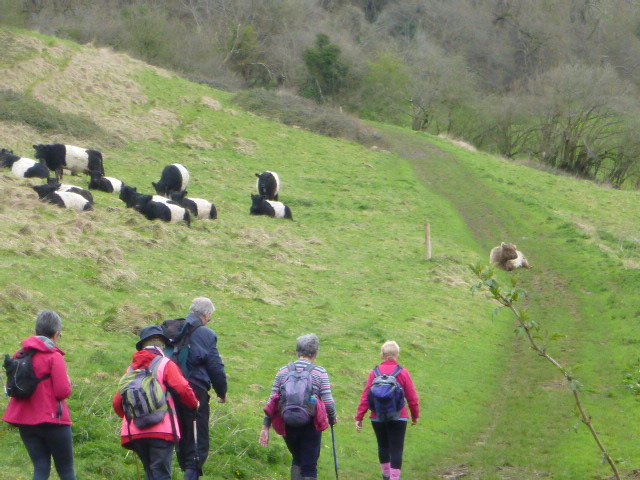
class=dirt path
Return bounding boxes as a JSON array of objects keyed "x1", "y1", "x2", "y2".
[{"x1": 376, "y1": 127, "x2": 611, "y2": 479}]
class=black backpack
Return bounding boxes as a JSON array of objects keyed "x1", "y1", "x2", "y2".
[
  {"x1": 3, "y1": 350, "x2": 50, "y2": 398},
  {"x1": 161, "y1": 318, "x2": 202, "y2": 376}
]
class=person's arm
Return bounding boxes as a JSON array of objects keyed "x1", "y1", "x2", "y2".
[
  {"x1": 164, "y1": 360, "x2": 199, "y2": 410},
  {"x1": 354, "y1": 370, "x2": 375, "y2": 428},
  {"x1": 113, "y1": 391, "x2": 125, "y2": 418},
  {"x1": 316, "y1": 368, "x2": 338, "y2": 425},
  {"x1": 50, "y1": 353, "x2": 72, "y2": 400},
  {"x1": 401, "y1": 369, "x2": 420, "y2": 424},
  {"x1": 202, "y1": 330, "x2": 228, "y2": 399}
]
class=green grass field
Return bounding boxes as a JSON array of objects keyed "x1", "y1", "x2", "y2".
[{"x1": 0, "y1": 28, "x2": 639, "y2": 480}]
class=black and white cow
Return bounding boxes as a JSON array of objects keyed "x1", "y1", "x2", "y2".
[
  {"x1": 34, "y1": 179, "x2": 94, "y2": 204},
  {"x1": 88, "y1": 171, "x2": 123, "y2": 194},
  {"x1": 119, "y1": 185, "x2": 176, "y2": 208},
  {"x1": 255, "y1": 171, "x2": 280, "y2": 200},
  {"x1": 152, "y1": 163, "x2": 189, "y2": 197},
  {"x1": 33, "y1": 143, "x2": 104, "y2": 180},
  {"x1": 250, "y1": 194, "x2": 292, "y2": 219},
  {"x1": 0, "y1": 148, "x2": 50, "y2": 179},
  {"x1": 33, "y1": 185, "x2": 92, "y2": 211},
  {"x1": 135, "y1": 195, "x2": 191, "y2": 227},
  {"x1": 170, "y1": 191, "x2": 217, "y2": 219}
]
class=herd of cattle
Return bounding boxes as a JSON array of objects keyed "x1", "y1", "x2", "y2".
[{"x1": 0, "y1": 144, "x2": 293, "y2": 226}]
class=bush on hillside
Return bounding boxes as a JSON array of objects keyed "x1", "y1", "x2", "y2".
[
  {"x1": 0, "y1": 89, "x2": 118, "y2": 146},
  {"x1": 234, "y1": 88, "x2": 387, "y2": 148}
]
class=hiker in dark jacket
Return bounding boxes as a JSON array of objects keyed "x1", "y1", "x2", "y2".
[
  {"x1": 113, "y1": 325, "x2": 199, "y2": 480},
  {"x1": 354, "y1": 341, "x2": 420, "y2": 480},
  {"x1": 2, "y1": 310, "x2": 77, "y2": 480},
  {"x1": 173, "y1": 297, "x2": 228, "y2": 480},
  {"x1": 259, "y1": 333, "x2": 337, "y2": 480}
]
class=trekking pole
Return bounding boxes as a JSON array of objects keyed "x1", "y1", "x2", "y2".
[
  {"x1": 193, "y1": 416, "x2": 200, "y2": 479},
  {"x1": 331, "y1": 424, "x2": 339, "y2": 480},
  {"x1": 133, "y1": 452, "x2": 142, "y2": 480}
]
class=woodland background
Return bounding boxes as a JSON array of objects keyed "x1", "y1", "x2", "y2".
[{"x1": 3, "y1": 0, "x2": 640, "y2": 187}]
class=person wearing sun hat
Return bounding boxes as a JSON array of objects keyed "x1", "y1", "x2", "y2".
[{"x1": 113, "y1": 325, "x2": 199, "y2": 480}]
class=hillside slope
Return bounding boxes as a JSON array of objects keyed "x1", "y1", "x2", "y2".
[
  {"x1": 377, "y1": 125, "x2": 640, "y2": 479},
  {"x1": 0, "y1": 28, "x2": 512, "y2": 480},
  {"x1": 0, "y1": 28, "x2": 639, "y2": 480}
]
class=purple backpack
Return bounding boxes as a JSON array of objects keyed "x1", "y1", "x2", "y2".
[{"x1": 278, "y1": 363, "x2": 317, "y2": 426}]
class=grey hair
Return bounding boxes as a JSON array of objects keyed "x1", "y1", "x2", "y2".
[
  {"x1": 35, "y1": 310, "x2": 62, "y2": 338},
  {"x1": 381, "y1": 341, "x2": 400, "y2": 361},
  {"x1": 190, "y1": 297, "x2": 215, "y2": 318},
  {"x1": 141, "y1": 337, "x2": 165, "y2": 350},
  {"x1": 296, "y1": 333, "x2": 320, "y2": 358}
]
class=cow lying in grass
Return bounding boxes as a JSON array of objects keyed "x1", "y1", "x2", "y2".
[
  {"x1": 89, "y1": 171, "x2": 123, "y2": 194},
  {"x1": 250, "y1": 194, "x2": 292, "y2": 219},
  {"x1": 34, "y1": 179, "x2": 94, "y2": 205},
  {"x1": 135, "y1": 195, "x2": 191, "y2": 227},
  {"x1": 33, "y1": 184, "x2": 93, "y2": 211},
  {"x1": 490, "y1": 242, "x2": 532, "y2": 271},
  {"x1": 0, "y1": 148, "x2": 50, "y2": 179},
  {"x1": 170, "y1": 191, "x2": 217, "y2": 219}
]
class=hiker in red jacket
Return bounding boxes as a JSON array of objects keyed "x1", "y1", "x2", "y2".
[
  {"x1": 355, "y1": 341, "x2": 420, "y2": 480},
  {"x1": 113, "y1": 325, "x2": 199, "y2": 480},
  {"x1": 3, "y1": 310, "x2": 77, "y2": 480}
]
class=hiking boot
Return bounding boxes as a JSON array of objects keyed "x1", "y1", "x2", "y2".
[
  {"x1": 291, "y1": 465, "x2": 302, "y2": 480},
  {"x1": 383, "y1": 476, "x2": 391, "y2": 480}
]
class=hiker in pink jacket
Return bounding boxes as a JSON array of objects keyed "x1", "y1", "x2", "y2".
[
  {"x1": 355, "y1": 341, "x2": 420, "y2": 480},
  {"x1": 3, "y1": 310, "x2": 76, "y2": 480}
]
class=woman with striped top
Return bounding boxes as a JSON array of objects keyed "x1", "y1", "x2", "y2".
[{"x1": 260, "y1": 333, "x2": 338, "y2": 480}]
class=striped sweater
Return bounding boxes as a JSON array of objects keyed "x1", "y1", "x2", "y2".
[{"x1": 265, "y1": 359, "x2": 337, "y2": 425}]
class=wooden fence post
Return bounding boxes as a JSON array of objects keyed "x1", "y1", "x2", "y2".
[{"x1": 425, "y1": 222, "x2": 432, "y2": 260}]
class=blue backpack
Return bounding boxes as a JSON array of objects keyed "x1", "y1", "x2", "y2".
[{"x1": 367, "y1": 365, "x2": 405, "y2": 421}]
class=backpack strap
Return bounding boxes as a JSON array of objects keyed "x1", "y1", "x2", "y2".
[
  {"x1": 389, "y1": 365, "x2": 403, "y2": 378},
  {"x1": 373, "y1": 366, "x2": 382, "y2": 376}
]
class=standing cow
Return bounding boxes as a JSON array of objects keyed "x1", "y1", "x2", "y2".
[
  {"x1": 255, "y1": 171, "x2": 280, "y2": 200},
  {"x1": 33, "y1": 144, "x2": 104, "y2": 180},
  {"x1": 152, "y1": 163, "x2": 189, "y2": 197}
]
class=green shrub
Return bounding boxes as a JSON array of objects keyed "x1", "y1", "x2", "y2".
[
  {"x1": 234, "y1": 89, "x2": 387, "y2": 148},
  {"x1": 0, "y1": 89, "x2": 116, "y2": 145}
]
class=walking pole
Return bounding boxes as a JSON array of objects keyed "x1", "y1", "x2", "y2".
[
  {"x1": 193, "y1": 415, "x2": 200, "y2": 479},
  {"x1": 331, "y1": 424, "x2": 339, "y2": 480}
]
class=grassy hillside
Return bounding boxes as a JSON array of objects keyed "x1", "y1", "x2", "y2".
[{"x1": 0, "y1": 28, "x2": 639, "y2": 480}]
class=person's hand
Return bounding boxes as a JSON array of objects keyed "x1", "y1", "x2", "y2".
[
  {"x1": 331, "y1": 416, "x2": 338, "y2": 426},
  {"x1": 218, "y1": 395, "x2": 227, "y2": 403},
  {"x1": 411, "y1": 418, "x2": 418, "y2": 426},
  {"x1": 259, "y1": 425, "x2": 270, "y2": 447},
  {"x1": 355, "y1": 420, "x2": 362, "y2": 433}
]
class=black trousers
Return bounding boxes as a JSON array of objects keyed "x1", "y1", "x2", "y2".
[
  {"x1": 283, "y1": 422, "x2": 322, "y2": 478},
  {"x1": 175, "y1": 384, "x2": 210, "y2": 475},
  {"x1": 371, "y1": 420, "x2": 408, "y2": 469},
  {"x1": 129, "y1": 438, "x2": 174, "y2": 480},
  {"x1": 18, "y1": 424, "x2": 77, "y2": 480}
]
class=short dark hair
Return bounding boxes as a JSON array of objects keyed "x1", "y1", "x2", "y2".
[{"x1": 35, "y1": 310, "x2": 62, "y2": 338}]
